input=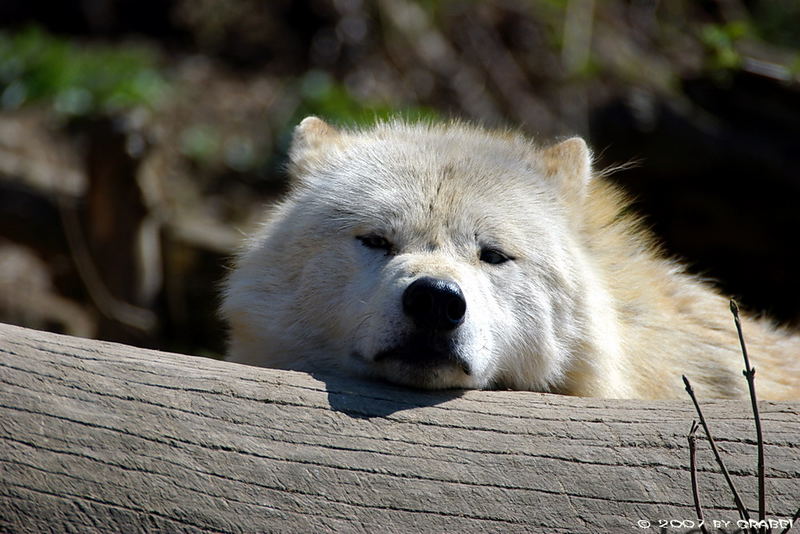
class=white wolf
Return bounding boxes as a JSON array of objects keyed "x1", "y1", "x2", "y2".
[{"x1": 221, "y1": 117, "x2": 799, "y2": 400}]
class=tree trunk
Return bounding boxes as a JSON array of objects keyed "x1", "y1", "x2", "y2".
[{"x1": 0, "y1": 322, "x2": 797, "y2": 533}]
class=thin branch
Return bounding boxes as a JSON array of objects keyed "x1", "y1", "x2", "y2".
[
  {"x1": 688, "y1": 420, "x2": 710, "y2": 534},
  {"x1": 683, "y1": 375, "x2": 752, "y2": 526},
  {"x1": 58, "y1": 196, "x2": 155, "y2": 332},
  {"x1": 730, "y1": 300, "x2": 767, "y2": 534}
]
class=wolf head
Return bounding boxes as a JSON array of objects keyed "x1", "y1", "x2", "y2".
[{"x1": 223, "y1": 117, "x2": 622, "y2": 393}]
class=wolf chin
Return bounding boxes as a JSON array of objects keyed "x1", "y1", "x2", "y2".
[{"x1": 221, "y1": 117, "x2": 799, "y2": 400}]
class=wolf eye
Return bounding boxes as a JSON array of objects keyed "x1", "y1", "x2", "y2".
[
  {"x1": 480, "y1": 247, "x2": 512, "y2": 265},
  {"x1": 357, "y1": 234, "x2": 393, "y2": 252}
]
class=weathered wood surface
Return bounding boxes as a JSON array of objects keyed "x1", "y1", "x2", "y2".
[{"x1": 0, "y1": 323, "x2": 797, "y2": 533}]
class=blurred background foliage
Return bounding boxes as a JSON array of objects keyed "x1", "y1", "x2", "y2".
[
  {"x1": 0, "y1": 0, "x2": 798, "y2": 357},
  {"x1": 0, "y1": 26, "x2": 169, "y2": 117}
]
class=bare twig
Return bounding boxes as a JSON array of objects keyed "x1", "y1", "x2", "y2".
[
  {"x1": 683, "y1": 375, "x2": 752, "y2": 526},
  {"x1": 688, "y1": 420, "x2": 710, "y2": 534},
  {"x1": 730, "y1": 300, "x2": 766, "y2": 534},
  {"x1": 58, "y1": 196, "x2": 155, "y2": 332}
]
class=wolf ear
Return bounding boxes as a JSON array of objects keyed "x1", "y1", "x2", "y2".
[
  {"x1": 539, "y1": 137, "x2": 592, "y2": 204},
  {"x1": 288, "y1": 116, "x2": 341, "y2": 173}
]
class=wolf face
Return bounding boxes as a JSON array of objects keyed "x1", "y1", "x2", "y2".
[
  {"x1": 224, "y1": 117, "x2": 800, "y2": 400},
  {"x1": 222, "y1": 117, "x2": 620, "y2": 393}
]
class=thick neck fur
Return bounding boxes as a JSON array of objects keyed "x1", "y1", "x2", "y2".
[{"x1": 574, "y1": 179, "x2": 800, "y2": 400}]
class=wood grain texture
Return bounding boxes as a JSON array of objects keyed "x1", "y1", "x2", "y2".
[{"x1": 0, "y1": 322, "x2": 797, "y2": 533}]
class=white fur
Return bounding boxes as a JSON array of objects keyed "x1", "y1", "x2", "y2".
[{"x1": 221, "y1": 117, "x2": 800, "y2": 400}]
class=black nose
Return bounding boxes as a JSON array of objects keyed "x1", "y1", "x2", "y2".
[{"x1": 402, "y1": 277, "x2": 467, "y2": 331}]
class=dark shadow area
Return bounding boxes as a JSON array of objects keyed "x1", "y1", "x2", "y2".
[
  {"x1": 310, "y1": 371, "x2": 465, "y2": 419},
  {"x1": 591, "y1": 71, "x2": 800, "y2": 327}
]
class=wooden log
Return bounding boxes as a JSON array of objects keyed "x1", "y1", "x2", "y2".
[{"x1": 0, "y1": 322, "x2": 797, "y2": 533}]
